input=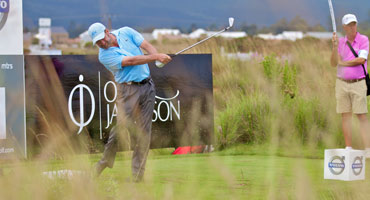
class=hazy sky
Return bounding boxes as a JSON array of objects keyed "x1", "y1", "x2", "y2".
[{"x1": 23, "y1": 0, "x2": 370, "y2": 28}]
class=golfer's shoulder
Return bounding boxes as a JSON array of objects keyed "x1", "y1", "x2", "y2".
[
  {"x1": 117, "y1": 27, "x2": 141, "y2": 37},
  {"x1": 98, "y1": 48, "x2": 116, "y2": 62},
  {"x1": 98, "y1": 49, "x2": 108, "y2": 63},
  {"x1": 117, "y1": 27, "x2": 136, "y2": 34},
  {"x1": 338, "y1": 37, "x2": 346, "y2": 43},
  {"x1": 357, "y1": 33, "x2": 369, "y2": 42}
]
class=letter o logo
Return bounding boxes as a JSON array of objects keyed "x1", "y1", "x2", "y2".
[
  {"x1": 0, "y1": 1, "x2": 7, "y2": 9},
  {"x1": 0, "y1": 0, "x2": 9, "y2": 31}
]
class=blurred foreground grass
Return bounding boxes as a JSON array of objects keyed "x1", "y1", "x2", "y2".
[
  {"x1": 1, "y1": 147, "x2": 370, "y2": 200},
  {"x1": 11, "y1": 36, "x2": 370, "y2": 199}
]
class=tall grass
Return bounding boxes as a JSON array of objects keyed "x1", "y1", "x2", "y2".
[
  {"x1": 1, "y1": 36, "x2": 370, "y2": 199},
  {"x1": 211, "y1": 37, "x2": 351, "y2": 153}
]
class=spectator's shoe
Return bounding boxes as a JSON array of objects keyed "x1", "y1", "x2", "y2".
[
  {"x1": 93, "y1": 163, "x2": 106, "y2": 177},
  {"x1": 345, "y1": 146, "x2": 352, "y2": 151}
]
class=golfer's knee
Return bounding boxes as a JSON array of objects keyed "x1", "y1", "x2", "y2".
[{"x1": 357, "y1": 114, "x2": 368, "y2": 122}]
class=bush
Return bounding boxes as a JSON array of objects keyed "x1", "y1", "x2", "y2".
[{"x1": 216, "y1": 92, "x2": 270, "y2": 149}]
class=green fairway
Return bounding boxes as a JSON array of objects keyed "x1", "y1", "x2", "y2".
[
  {"x1": 2, "y1": 148, "x2": 370, "y2": 200},
  {"x1": 96, "y1": 153, "x2": 370, "y2": 200}
]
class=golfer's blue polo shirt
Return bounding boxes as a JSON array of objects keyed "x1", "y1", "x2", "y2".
[{"x1": 98, "y1": 27, "x2": 150, "y2": 83}]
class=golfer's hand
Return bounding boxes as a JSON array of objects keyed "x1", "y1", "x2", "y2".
[
  {"x1": 156, "y1": 54, "x2": 172, "y2": 64},
  {"x1": 332, "y1": 32, "x2": 338, "y2": 48}
]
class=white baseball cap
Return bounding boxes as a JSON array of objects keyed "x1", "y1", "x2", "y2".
[
  {"x1": 88, "y1": 23, "x2": 106, "y2": 45},
  {"x1": 342, "y1": 14, "x2": 358, "y2": 25}
]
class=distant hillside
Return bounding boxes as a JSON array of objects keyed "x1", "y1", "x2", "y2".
[{"x1": 23, "y1": 0, "x2": 370, "y2": 35}]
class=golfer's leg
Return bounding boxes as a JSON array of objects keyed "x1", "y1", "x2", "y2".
[
  {"x1": 357, "y1": 114, "x2": 370, "y2": 148},
  {"x1": 342, "y1": 113, "x2": 352, "y2": 147},
  {"x1": 117, "y1": 85, "x2": 142, "y2": 179},
  {"x1": 132, "y1": 82, "x2": 155, "y2": 181},
  {"x1": 353, "y1": 80, "x2": 369, "y2": 148},
  {"x1": 336, "y1": 79, "x2": 352, "y2": 147},
  {"x1": 98, "y1": 126, "x2": 118, "y2": 168}
]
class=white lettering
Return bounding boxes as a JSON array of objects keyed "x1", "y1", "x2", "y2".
[
  {"x1": 110, "y1": 104, "x2": 118, "y2": 125},
  {"x1": 105, "y1": 103, "x2": 118, "y2": 129},
  {"x1": 152, "y1": 103, "x2": 158, "y2": 122},
  {"x1": 170, "y1": 100, "x2": 180, "y2": 120},
  {"x1": 158, "y1": 101, "x2": 170, "y2": 121},
  {"x1": 1, "y1": 63, "x2": 13, "y2": 70},
  {"x1": 68, "y1": 75, "x2": 96, "y2": 134},
  {"x1": 104, "y1": 81, "x2": 118, "y2": 129},
  {"x1": 104, "y1": 81, "x2": 117, "y2": 103},
  {"x1": 152, "y1": 90, "x2": 181, "y2": 122},
  {"x1": 0, "y1": 147, "x2": 14, "y2": 154}
]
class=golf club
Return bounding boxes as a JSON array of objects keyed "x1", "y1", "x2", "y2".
[
  {"x1": 328, "y1": 0, "x2": 336, "y2": 33},
  {"x1": 155, "y1": 17, "x2": 235, "y2": 68}
]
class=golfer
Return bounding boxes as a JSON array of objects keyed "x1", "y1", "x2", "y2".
[
  {"x1": 88, "y1": 22, "x2": 171, "y2": 181},
  {"x1": 331, "y1": 14, "x2": 370, "y2": 157}
]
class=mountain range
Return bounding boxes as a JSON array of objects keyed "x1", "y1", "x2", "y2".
[{"x1": 23, "y1": 0, "x2": 370, "y2": 31}]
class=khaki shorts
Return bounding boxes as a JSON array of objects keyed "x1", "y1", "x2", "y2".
[{"x1": 335, "y1": 79, "x2": 368, "y2": 114}]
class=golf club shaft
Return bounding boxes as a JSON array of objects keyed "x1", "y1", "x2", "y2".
[
  {"x1": 174, "y1": 27, "x2": 229, "y2": 56},
  {"x1": 328, "y1": 0, "x2": 337, "y2": 33}
]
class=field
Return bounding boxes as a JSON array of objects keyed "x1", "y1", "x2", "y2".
[
  {"x1": 1, "y1": 146, "x2": 370, "y2": 200},
  {"x1": 2, "y1": 36, "x2": 370, "y2": 199}
]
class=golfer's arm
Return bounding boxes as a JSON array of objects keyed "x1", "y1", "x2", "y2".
[
  {"x1": 140, "y1": 40, "x2": 158, "y2": 55},
  {"x1": 330, "y1": 48, "x2": 339, "y2": 67},
  {"x1": 121, "y1": 54, "x2": 159, "y2": 67},
  {"x1": 339, "y1": 57, "x2": 366, "y2": 67}
]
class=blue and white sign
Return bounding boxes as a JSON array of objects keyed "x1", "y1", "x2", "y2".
[
  {"x1": 0, "y1": 87, "x2": 5, "y2": 139},
  {"x1": 0, "y1": 55, "x2": 26, "y2": 158},
  {"x1": 0, "y1": 0, "x2": 23, "y2": 55},
  {"x1": 324, "y1": 149, "x2": 366, "y2": 181},
  {"x1": 0, "y1": 0, "x2": 9, "y2": 31}
]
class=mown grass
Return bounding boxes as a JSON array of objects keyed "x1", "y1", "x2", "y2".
[{"x1": 1, "y1": 149, "x2": 370, "y2": 200}]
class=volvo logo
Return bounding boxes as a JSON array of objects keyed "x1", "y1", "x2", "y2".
[
  {"x1": 328, "y1": 156, "x2": 345, "y2": 175},
  {"x1": 0, "y1": 0, "x2": 9, "y2": 31},
  {"x1": 352, "y1": 156, "x2": 363, "y2": 176}
]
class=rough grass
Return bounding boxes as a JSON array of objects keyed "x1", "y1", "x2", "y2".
[
  {"x1": 1, "y1": 149, "x2": 370, "y2": 200},
  {"x1": 5, "y1": 36, "x2": 370, "y2": 199}
]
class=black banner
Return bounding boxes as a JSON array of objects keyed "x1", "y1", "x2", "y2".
[{"x1": 25, "y1": 55, "x2": 213, "y2": 153}]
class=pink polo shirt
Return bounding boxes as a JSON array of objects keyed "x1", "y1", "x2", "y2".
[{"x1": 337, "y1": 32, "x2": 369, "y2": 80}]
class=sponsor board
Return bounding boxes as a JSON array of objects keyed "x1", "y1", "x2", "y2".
[
  {"x1": 0, "y1": 87, "x2": 5, "y2": 139},
  {"x1": 324, "y1": 149, "x2": 365, "y2": 181},
  {"x1": 25, "y1": 55, "x2": 213, "y2": 151},
  {"x1": 0, "y1": 55, "x2": 26, "y2": 158}
]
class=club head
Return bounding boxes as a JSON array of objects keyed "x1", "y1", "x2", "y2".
[
  {"x1": 228, "y1": 17, "x2": 234, "y2": 28},
  {"x1": 155, "y1": 60, "x2": 165, "y2": 68}
]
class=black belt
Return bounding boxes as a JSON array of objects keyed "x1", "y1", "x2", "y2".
[
  {"x1": 123, "y1": 77, "x2": 150, "y2": 86},
  {"x1": 337, "y1": 77, "x2": 365, "y2": 83}
]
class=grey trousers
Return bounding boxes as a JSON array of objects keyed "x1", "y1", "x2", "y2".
[{"x1": 98, "y1": 78, "x2": 155, "y2": 180}]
